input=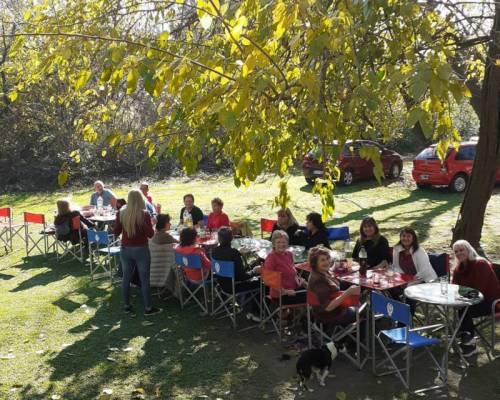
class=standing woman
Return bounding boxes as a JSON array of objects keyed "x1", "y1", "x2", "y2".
[
  {"x1": 270, "y1": 208, "x2": 300, "y2": 245},
  {"x1": 392, "y1": 227, "x2": 436, "y2": 282},
  {"x1": 452, "y1": 240, "x2": 500, "y2": 356},
  {"x1": 114, "y1": 189, "x2": 161, "y2": 316},
  {"x1": 352, "y1": 217, "x2": 390, "y2": 269}
]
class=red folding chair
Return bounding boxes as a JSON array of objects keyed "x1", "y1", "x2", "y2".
[
  {"x1": 0, "y1": 207, "x2": 23, "y2": 252},
  {"x1": 56, "y1": 215, "x2": 85, "y2": 263},
  {"x1": 260, "y1": 218, "x2": 276, "y2": 238},
  {"x1": 260, "y1": 269, "x2": 306, "y2": 341},
  {"x1": 24, "y1": 212, "x2": 55, "y2": 256}
]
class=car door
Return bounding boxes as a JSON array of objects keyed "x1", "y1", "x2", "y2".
[
  {"x1": 453, "y1": 145, "x2": 476, "y2": 176},
  {"x1": 345, "y1": 141, "x2": 364, "y2": 179}
]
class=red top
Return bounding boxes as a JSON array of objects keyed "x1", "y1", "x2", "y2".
[
  {"x1": 175, "y1": 245, "x2": 211, "y2": 281},
  {"x1": 263, "y1": 250, "x2": 298, "y2": 298},
  {"x1": 113, "y1": 210, "x2": 154, "y2": 247},
  {"x1": 207, "y1": 212, "x2": 230, "y2": 230},
  {"x1": 452, "y1": 258, "x2": 500, "y2": 302},
  {"x1": 399, "y1": 252, "x2": 417, "y2": 276}
]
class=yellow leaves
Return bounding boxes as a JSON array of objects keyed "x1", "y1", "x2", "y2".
[
  {"x1": 23, "y1": 10, "x2": 32, "y2": 21},
  {"x1": 157, "y1": 31, "x2": 169, "y2": 47},
  {"x1": 74, "y1": 70, "x2": 91, "y2": 90},
  {"x1": 111, "y1": 69, "x2": 124, "y2": 86},
  {"x1": 57, "y1": 168, "x2": 69, "y2": 187},
  {"x1": 272, "y1": 1, "x2": 298, "y2": 40},
  {"x1": 127, "y1": 69, "x2": 139, "y2": 94},
  {"x1": 82, "y1": 124, "x2": 97, "y2": 141},
  {"x1": 110, "y1": 47, "x2": 125, "y2": 64},
  {"x1": 230, "y1": 16, "x2": 248, "y2": 40},
  {"x1": 180, "y1": 85, "x2": 195, "y2": 104},
  {"x1": 300, "y1": 71, "x2": 320, "y2": 102},
  {"x1": 8, "y1": 91, "x2": 18, "y2": 102},
  {"x1": 273, "y1": 180, "x2": 290, "y2": 209},
  {"x1": 436, "y1": 139, "x2": 451, "y2": 161}
]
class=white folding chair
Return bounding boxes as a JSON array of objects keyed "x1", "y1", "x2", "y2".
[
  {"x1": 371, "y1": 292, "x2": 445, "y2": 393},
  {"x1": 87, "y1": 229, "x2": 119, "y2": 282},
  {"x1": 211, "y1": 258, "x2": 260, "y2": 329},
  {"x1": 306, "y1": 289, "x2": 369, "y2": 369},
  {"x1": 23, "y1": 212, "x2": 56, "y2": 257},
  {"x1": 174, "y1": 252, "x2": 209, "y2": 314}
]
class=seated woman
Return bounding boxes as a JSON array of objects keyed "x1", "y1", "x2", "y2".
[
  {"x1": 352, "y1": 217, "x2": 390, "y2": 269},
  {"x1": 452, "y1": 239, "x2": 500, "y2": 357},
  {"x1": 54, "y1": 199, "x2": 95, "y2": 244},
  {"x1": 212, "y1": 227, "x2": 260, "y2": 320},
  {"x1": 307, "y1": 245, "x2": 361, "y2": 329},
  {"x1": 207, "y1": 197, "x2": 230, "y2": 231},
  {"x1": 175, "y1": 227, "x2": 211, "y2": 282},
  {"x1": 392, "y1": 227, "x2": 437, "y2": 282},
  {"x1": 149, "y1": 214, "x2": 179, "y2": 296},
  {"x1": 263, "y1": 230, "x2": 307, "y2": 304},
  {"x1": 297, "y1": 212, "x2": 331, "y2": 250},
  {"x1": 270, "y1": 208, "x2": 300, "y2": 245}
]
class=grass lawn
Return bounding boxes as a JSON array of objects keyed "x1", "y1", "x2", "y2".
[{"x1": 1, "y1": 164, "x2": 500, "y2": 399}]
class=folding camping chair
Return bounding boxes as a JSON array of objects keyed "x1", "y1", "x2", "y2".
[
  {"x1": 327, "y1": 226, "x2": 350, "y2": 242},
  {"x1": 473, "y1": 297, "x2": 500, "y2": 359},
  {"x1": 371, "y1": 292, "x2": 444, "y2": 393},
  {"x1": 174, "y1": 252, "x2": 209, "y2": 314},
  {"x1": 87, "y1": 229, "x2": 120, "y2": 282},
  {"x1": 211, "y1": 258, "x2": 260, "y2": 329},
  {"x1": 23, "y1": 212, "x2": 55, "y2": 257},
  {"x1": 0, "y1": 207, "x2": 23, "y2": 253},
  {"x1": 306, "y1": 289, "x2": 369, "y2": 369},
  {"x1": 260, "y1": 218, "x2": 276, "y2": 238},
  {"x1": 260, "y1": 268, "x2": 306, "y2": 341},
  {"x1": 56, "y1": 216, "x2": 85, "y2": 264}
]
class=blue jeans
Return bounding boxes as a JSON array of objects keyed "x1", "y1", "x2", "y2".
[{"x1": 120, "y1": 246, "x2": 152, "y2": 311}]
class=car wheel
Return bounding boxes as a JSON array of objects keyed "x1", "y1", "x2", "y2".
[
  {"x1": 305, "y1": 177, "x2": 316, "y2": 185},
  {"x1": 340, "y1": 170, "x2": 354, "y2": 186},
  {"x1": 450, "y1": 174, "x2": 468, "y2": 193},
  {"x1": 389, "y1": 163, "x2": 402, "y2": 179},
  {"x1": 416, "y1": 183, "x2": 429, "y2": 189}
]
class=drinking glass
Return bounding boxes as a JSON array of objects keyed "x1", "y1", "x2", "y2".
[{"x1": 440, "y1": 276, "x2": 448, "y2": 295}]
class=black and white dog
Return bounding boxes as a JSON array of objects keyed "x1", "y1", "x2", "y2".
[{"x1": 296, "y1": 341, "x2": 338, "y2": 391}]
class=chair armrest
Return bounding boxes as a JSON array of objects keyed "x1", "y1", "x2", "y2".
[
  {"x1": 409, "y1": 323, "x2": 443, "y2": 333},
  {"x1": 492, "y1": 298, "x2": 500, "y2": 314}
]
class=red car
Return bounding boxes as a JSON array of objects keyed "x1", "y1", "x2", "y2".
[
  {"x1": 302, "y1": 140, "x2": 403, "y2": 185},
  {"x1": 412, "y1": 139, "x2": 500, "y2": 192}
]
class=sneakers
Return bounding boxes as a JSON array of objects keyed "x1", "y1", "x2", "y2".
[
  {"x1": 144, "y1": 307, "x2": 163, "y2": 316},
  {"x1": 460, "y1": 335, "x2": 477, "y2": 347},
  {"x1": 246, "y1": 312, "x2": 261, "y2": 323}
]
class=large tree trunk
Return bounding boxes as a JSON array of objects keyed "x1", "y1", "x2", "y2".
[{"x1": 452, "y1": 5, "x2": 500, "y2": 254}]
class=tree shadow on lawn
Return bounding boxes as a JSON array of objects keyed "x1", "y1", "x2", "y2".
[{"x1": 9, "y1": 254, "x2": 89, "y2": 293}]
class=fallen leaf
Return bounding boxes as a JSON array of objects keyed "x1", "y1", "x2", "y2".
[
  {"x1": 61, "y1": 343, "x2": 71, "y2": 349},
  {"x1": 132, "y1": 387, "x2": 146, "y2": 399},
  {"x1": 142, "y1": 321, "x2": 154, "y2": 326},
  {"x1": 157, "y1": 338, "x2": 164, "y2": 342},
  {"x1": 0, "y1": 354, "x2": 15, "y2": 359},
  {"x1": 36, "y1": 350, "x2": 46, "y2": 355},
  {"x1": 177, "y1": 339, "x2": 184, "y2": 345},
  {"x1": 106, "y1": 357, "x2": 117, "y2": 362},
  {"x1": 122, "y1": 347, "x2": 134, "y2": 352},
  {"x1": 109, "y1": 347, "x2": 119, "y2": 352},
  {"x1": 51, "y1": 395, "x2": 62, "y2": 400},
  {"x1": 336, "y1": 392, "x2": 347, "y2": 400},
  {"x1": 99, "y1": 388, "x2": 113, "y2": 399}
]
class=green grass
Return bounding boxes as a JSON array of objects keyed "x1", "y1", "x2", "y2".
[{"x1": 1, "y1": 164, "x2": 500, "y2": 399}]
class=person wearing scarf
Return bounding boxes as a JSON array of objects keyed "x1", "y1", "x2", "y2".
[{"x1": 352, "y1": 217, "x2": 390, "y2": 269}]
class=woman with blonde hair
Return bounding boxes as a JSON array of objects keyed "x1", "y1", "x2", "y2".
[
  {"x1": 452, "y1": 239, "x2": 500, "y2": 356},
  {"x1": 270, "y1": 208, "x2": 300, "y2": 245},
  {"x1": 54, "y1": 199, "x2": 95, "y2": 244},
  {"x1": 114, "y1": 189, "x2": 161, "y2": 316}
]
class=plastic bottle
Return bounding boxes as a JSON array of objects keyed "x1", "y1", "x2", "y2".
[
  {"x1": 96, "y1": 196, "x2": 103, "y2": 215},
  {"x1": 183, "y1": 209, "x2": 193, "y2": 228},
  {"x1": 359, "y1": 245, "x2": 368, "y2": 276}
]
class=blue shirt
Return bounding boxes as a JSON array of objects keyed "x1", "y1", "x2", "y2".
[
  {"x1": 90, "y1": 189, "x2": 115, "y2": 207},
  {"x1": 145, "y1": 201, "x2": 157, "y2": 217}
]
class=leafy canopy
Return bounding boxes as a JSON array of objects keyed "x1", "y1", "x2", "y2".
[{"x1": 3, "y1": 0, "x2": 470, "y2": 219}]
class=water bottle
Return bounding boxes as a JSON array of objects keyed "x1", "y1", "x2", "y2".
[
  {"x1": 96, "y1": 196, "x2": 103, "y2": 215},
  {"x1": 183, "y1": 209, "x2": 193, "y2": 228},
  {"x1": 359, "y1": 245, "x2": 368, "y2": 276}
]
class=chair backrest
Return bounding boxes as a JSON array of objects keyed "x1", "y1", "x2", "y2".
[
  {"x1": 211, "y1": 258, "x2": 235, "y2": 278},
  {"x1": 387, "y1": 246, "x2": 393, "y2": 263},
  {"x1": 175, "y1": 251, "x2": 202, "y2": 269},
  {"x1": 306, "y1": 290, "x2": 321, "y2": 306},
  {"x1": 428, "y1": 252, "x2": 449, "y2": 277},
  {"x1": 0, "y1": 207, "x2": 11, "y2": 219},
  {"x1": 371, "y1": 292, "x2": 411, "y2": 326},
  {"x1": 327, "y1": 226, "x2": 350, "y2": 241},
  {"x1": 24, "y1": 212, "x2": 45, "y2": 225},
  {"x1": 261, "y1": 268, "x2": 281, "y2": 291},
  {"x1": 87, "y1": 230, "x2": 110, "y2": 245},
  {"x1": 71, "y1": 216, "x2": 81, "y2": 230},
  {"x1": 203, "y1": 214, "x2": 209, "y2": 226},
  {"x1": 260, "y1": 218, "x2": 276, "y2": 237}
]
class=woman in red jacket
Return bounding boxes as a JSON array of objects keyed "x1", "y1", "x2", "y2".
[
  {"x1": 207, "y1": 197, "x2": 230, "y2": 231},
  {"x1": 452, "y1": 239, "x2": 500, "y2": 356},
  {"x1": 114, "y1": 190, "x2": 161, "y2": 316}
]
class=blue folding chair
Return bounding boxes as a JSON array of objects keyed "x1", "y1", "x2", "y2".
[
  {"x1": 371, "y1": 292, "x2": 444, "y2": 393},
  {"x1": 87, "y1": 230, "x2": 120, "y2": 282},
  {"x1": 211, "y1": 258, "x2": 260, "y2": 329},
  {"x1": 327, "y1": 226, "x2": 350, "y2": 242},
  {"x1": 175, "y1": 252, "x2": 209, "y2": 314}
]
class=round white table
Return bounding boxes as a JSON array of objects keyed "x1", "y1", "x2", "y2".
[{"x1": 405, "y1": 282, "x2": 483, "y2": 384}]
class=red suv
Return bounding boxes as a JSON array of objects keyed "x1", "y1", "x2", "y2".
[
  {"x1": 412, "y1": 140, "x2": 500, "y2": 192},
  {"x1": 302, "y1": 140, "x2": 403, "y2": 185}
]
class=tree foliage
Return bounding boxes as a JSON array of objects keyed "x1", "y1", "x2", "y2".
[{"x1": 2, "y1": 0, "x2": 475, "y2": 217}]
